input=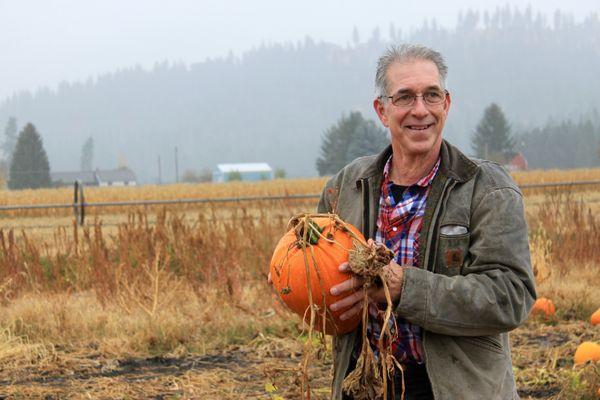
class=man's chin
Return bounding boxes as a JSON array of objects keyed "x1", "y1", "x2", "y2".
[{"x1": 394, "y1": 136, "x2": 441, "y2": 157}]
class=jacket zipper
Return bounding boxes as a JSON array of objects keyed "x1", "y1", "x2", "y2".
[
  {"x1": 359, "y1": 178, "x2": 371, "y2": 239},
  {"x1": 422, "y1": 177, "x2": 455, "y2": 400}
]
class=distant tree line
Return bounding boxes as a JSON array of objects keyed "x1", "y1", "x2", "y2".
[
  {"x1": 0, "y1": 117, "x2": 102, "y2": 189},
  {"x1": 1, "y1": 7, "x2": 599, "y2": 179},
  {"x1": 318, "y1": 104, "x2": 599, "y2": 175},
  {"x1": 515, "y1": 117, "x2": 600, "y2": 169}
]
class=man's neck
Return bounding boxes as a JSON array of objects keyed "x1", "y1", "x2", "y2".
[{"x1": 389, "y1": 144, "x2": 441, "y2": 186}]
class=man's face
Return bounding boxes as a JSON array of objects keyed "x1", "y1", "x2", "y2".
[{"x1": 374, "y1": 59, "x2": 451, "y2": 158}]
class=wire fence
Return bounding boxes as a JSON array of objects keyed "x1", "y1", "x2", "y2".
[{"x1": 2, "y1": 179, "x2": 600, "y2": 230}]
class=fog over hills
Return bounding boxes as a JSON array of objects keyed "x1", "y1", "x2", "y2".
[{"x1": 1, "y1": 8, "x2": 599, "y2": 182}]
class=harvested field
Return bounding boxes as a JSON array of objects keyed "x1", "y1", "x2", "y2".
[{"x1": 0, "y1": 321, "x2": 597, "y2": 399}]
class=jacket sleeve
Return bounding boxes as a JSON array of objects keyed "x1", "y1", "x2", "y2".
[
  {"x1": 317, "y1": 171, "x2": 344, "y2": 214},
  {"x1": 396, "y1": 186, "x2": 537, "y2": 336},
  {"x1": 317, "y1": 182, "x2": 331, "y2": 213}
]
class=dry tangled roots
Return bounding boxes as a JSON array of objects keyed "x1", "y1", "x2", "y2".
[
  {"x1": 349, "y1": 241, "x2": 395, "y2": 282},
  {"x1": 284, "y1": 214, "x2": 398, "y2": 400},
  {"x1": 344, "y1": 241, "x2": 399, "y2": 400}
]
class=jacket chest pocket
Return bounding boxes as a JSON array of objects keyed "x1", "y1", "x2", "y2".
[{"x1": 435, "y1": 226, "x2": 470, "y2": 276}]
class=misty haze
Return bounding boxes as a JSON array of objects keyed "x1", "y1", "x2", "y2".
[{"x1": 1, "y1": 4, "x2": 599, "y2": 184}]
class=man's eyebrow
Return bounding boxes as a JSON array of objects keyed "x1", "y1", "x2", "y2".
[
  {"x1": 392, "y1": 88, "x2": 414, "y2": 95},
  {"x1": 393, "y1": 85, "x2": 443, "y2": 94}
]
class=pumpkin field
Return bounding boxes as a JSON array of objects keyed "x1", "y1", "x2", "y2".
[{"x1": 0, "y1": 168, "x2": 599, "y2": 399}]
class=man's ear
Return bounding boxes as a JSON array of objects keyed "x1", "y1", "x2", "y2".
[
  {"x1": 443, "y1": 91, "x2": 452, "y2": 114},
  {"x1": 373, "y1": 98, "x2": 389, "y2": 128}
]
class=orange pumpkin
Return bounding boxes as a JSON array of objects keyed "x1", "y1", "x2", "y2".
[
  {"x1": 531, "y1": 297, "x2": 556, "y2": 319},
  {"x1": 591, "y1": 308, "x2": 600, "y2": 326},
  {"x1": 573, "y1": 341, "x2": 600, "y2": 365},
  {"x1": 269, "y1": 215, "x2": 365, "y2": 335}
]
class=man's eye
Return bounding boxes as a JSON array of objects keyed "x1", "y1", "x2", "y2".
[
  {"x1": 394, "y1": 94, "x2": 413, "y2": 103},
  {"x1": 425, "y1": 91, "x2": 444, "y2": 102}
]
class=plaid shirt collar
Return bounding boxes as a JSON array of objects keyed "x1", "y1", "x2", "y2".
[{"x1": 381, "y1": 155, "x2": 441, "y2": 198}]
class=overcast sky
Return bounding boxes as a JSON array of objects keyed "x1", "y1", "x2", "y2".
[{"x1": 0, "y1": 0, "x2": 598, "y2": 101}]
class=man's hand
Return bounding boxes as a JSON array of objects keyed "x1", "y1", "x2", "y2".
[
  {"x1": 267, "y1": 272, "x2": 272, "y2": 284},
  {"x1": 329, "y1": 254, "x2": 404, "y2": 321}
]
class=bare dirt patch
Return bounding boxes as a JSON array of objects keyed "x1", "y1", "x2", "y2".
[
  {"x1": 1, "y1": 321, "x2": 598, "y2": 399},
  {"x1": 0, "y1": 339, "x2": 331, "y2": 399}
]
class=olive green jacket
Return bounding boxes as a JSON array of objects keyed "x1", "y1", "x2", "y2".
[{"x1": 317, "y1": 140, "x2": 536, "y2": 400}]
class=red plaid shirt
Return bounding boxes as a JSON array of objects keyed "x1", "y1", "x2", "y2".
[{"x1": 364, "y1": 155, "x2": 440, "y2": 364}]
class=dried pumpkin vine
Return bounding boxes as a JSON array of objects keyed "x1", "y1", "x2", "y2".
[{"x1": 273, "y1": 213, "x2": 400, "y2": 400}]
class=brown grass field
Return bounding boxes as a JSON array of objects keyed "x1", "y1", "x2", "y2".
[{"x1": 0, "y1": 170, "x2": 599, "y2": 399}]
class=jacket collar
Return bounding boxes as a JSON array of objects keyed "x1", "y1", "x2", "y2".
[{"x1": 355, "y1": 139, "x2": 478, "y2": 185}]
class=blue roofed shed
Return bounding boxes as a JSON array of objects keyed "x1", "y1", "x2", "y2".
[{"x1": 213, "y1": 163, "x2": 274, "y2": 183}]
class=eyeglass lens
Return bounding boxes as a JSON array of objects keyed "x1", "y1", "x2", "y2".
[{"x1": 391, "y1": 90, "x2": 446, "y2": 107}]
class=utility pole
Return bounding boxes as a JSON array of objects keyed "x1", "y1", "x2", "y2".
[
  {"x1": 157, "y1": 155, "x2": 162, "y2": 185},
  {"x1": 174, "y1": 146, "x2": 179, "y2": 183}
]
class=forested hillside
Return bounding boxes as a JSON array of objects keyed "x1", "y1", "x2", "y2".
[{"x1": 1, "y1": 7, "x2": 599, "y2": 181}]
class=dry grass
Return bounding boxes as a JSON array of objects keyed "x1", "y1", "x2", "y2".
[
  {"x1": 0, "y1": 173, "x2": 598, "y2": 398},
  {"x1": 512, "y1": 167, "x2": 600, "y2": 185},
  {"x1": 0, "y1": 285, "x2": 294, "y2": 360},
  {"x1": 0, "y1": 178, "x2": 326, "y2": 205},
  {"x1": 0, "y1": 178, "x2": 327, "y2": 219}
]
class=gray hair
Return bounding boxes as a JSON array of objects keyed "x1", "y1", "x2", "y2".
[{"x1": 375, "y1": 44, "x2": 448, "y2": 97}]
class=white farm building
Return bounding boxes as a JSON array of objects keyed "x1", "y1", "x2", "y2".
[
  {"x1": 51, "y1": 168, "x2": 138, "y2": 187},
  {"x1": 212, "y1": 163, "x2": 274, "y2": 183}
]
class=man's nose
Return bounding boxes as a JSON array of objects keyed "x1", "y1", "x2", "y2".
[{"x1": 410, "y1": 96, "x2": 430, "y2": 118}]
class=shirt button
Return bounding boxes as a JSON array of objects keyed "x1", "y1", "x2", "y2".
[{"x1": 392, "y1": 227, "x2": 398, "y2": 232}]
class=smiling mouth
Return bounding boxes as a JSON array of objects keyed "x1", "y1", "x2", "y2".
[{"x1": 406, "y1": 123, "x2": 434, "y2": 131}]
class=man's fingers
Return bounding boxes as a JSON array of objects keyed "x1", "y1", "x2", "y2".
[
  {"x1": 267, "y1": 271, "x2": 272, "y2": 284},
  {"x1": 339, "y1": 302, "x2": 363, "y2": 321},
  {"x1": 330, "y1": 289, "x2": 363, "y2": 312},
  {"x1": 330, "y1": 274, "x2": 363, "y2": 296},
  {"x1": 339, "y1": 262, "x2": 349, "y2": 272}
]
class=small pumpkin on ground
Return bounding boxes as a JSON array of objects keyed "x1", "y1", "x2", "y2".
[
  {"x1": 573, "y1": 341, "x2": 600, "y2": 365},
  {"x1": 531, "y1": 297, "x2": 556, "y2": 319},
  {"x1": 590, "y1": 308, "x2": 600, "y2": 326}
]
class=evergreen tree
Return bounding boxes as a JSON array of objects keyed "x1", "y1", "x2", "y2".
[
  {"x1": 346, "y1": 118, "x2": 389, "y2": 161},
  {"x1": 1, "y1": 117, "x2": 18, "y2": 164},
  {"x1": 515, "y1": 118, "x2": 600, "y2": 169},
  {"x1": 80, "y1": 136, "x2": 94, "y2": 171},
  {"x1": 8, "y1": 123, "x2": 51, "y2": 189},
  {"x1": 316, "y1": 111, "x2": 388, "y2": 176},
  {"x1": 471, "y1": 103, "x2": 515, "y2": 163},
  {"x1": 274, "y1": 167, "x2": 286, "y2": 179}
]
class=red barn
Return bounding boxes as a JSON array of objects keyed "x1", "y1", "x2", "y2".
[{"x1": 506, "y1": 153, "x2": 528, "y2": 171}]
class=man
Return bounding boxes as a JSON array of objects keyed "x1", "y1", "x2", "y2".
[{"x1": 318, "y1": 44, "x2": 536, "y2": 400}]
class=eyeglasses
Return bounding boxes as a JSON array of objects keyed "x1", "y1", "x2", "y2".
[{"x1": 381, "y1": 89, "x2": 449, "y2": 107}]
